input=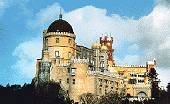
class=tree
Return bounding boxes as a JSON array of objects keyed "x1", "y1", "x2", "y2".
[
  {"x1": 0, "y1": 81, "x2": 71, "y2": 104},
  {"x1": 167, "y1": 83, "x2": 170, "y2": 103},
  {"x1": 34, "y1": 81, "x2": 70, "y2": 104},
  {"x1": 79, "y1": 93, "x2": 98, "y2": 104},
  {"x1": 148, "y1": 68, "x2": 157, "y2": 79},
  {"x1": 99, "y1": 93, "x2": 122, "y2": 104}
]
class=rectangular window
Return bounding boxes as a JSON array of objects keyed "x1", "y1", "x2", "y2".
[
  {"x1": 99, "y1": 88, "x2": 102, "y2": 95},
  {"x1": 73, "y1": 79, "x2": 75, "y2": 84},
  {"x1": 128, "y1": 79, "x2": 137, "y2": 84},
  {"x1": 55, "y1": 51, "x2": 59, "y2": 57},
  {"x1": 71, "y1": 68, "x2": 76, "y2": 76},
  {"x1": 67, "y1": 78, "x2": 69, "y2": 83},
  {"x1": 100, "y1": 61, "x2": 104, "y2": 67},
  {"x1": 68, "y1": 38, "x2": 71, "y2": 44},
  {"x1": 105, "y1": 80, "x2": 108, "y2": 85},
  {"x1": 56, "y1": 38, "x2": 59, "y2": 43},
  {"x1": 68, "y1": 68, "x2": 70, "y2": 73},
  {"x1": 105, "y1": 89, "x2": 107, "y2": 94},
  {"x1": 138, "y1": 80, "x2": 144, "y2": 83},
  {"x1": 99, "y1": 79, "x2": 102, "y2": 86},
  {"x1": 68, "y1": 52, "x2": 72, "y2": 58},
  {"x1": 59, "y1": 79, "x2": 61, "y2": 83},
  {"x1": 110, "y1": 81, "x2": 114, "y2": 87}
]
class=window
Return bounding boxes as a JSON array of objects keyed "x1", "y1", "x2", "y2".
[
  {"x1": 68, "y1": 52, "x2": 72, "y2": 58},
  {"x1": 128, "y1": 79, "x2": 137, "y2": 84},
  {"x1": 105, "y1": 89, "x2": 107, "y2": 94},
  {"x1": 56, "y1": 38, "x2": 59, "y2": 43},
  {"x1": 99, "y1": 79, "x2": 102, "y2": 86},
  {"x1": 68, "y1": 38, "x2": 71, "y2": 44},
  {"x1": 131, "y1": 74, "x2": 137, "y2": 77},
  {"x1": 68, "y1": 68, "x2": 70, "y2": 73},
  {"x1": 55, "y1": 51, "x2": 59, "y2": 57},
  {"x1": 138, "y1": 75, "x2": 145, "y2": 77},
  {"x1": 67, "y1": 78, "x2": 69, "y2": 83},
  {"x1": 134, "y1": 74, "x2": 137, "y2": 77},
  {"x1": 59, "y1": 79, "x2": 61, "y2": 83},
  {"x1": 73, "y1": 79, "x2": 75, "y2": 84},
  {"x1": 100, "y1": 61, "x2": 104, "y2": 67},
  {"x1": 110, "y1": 81, "x2": 114, "y2": 87},
  {"x1": 138, "y1": 80, "x2": 144, "y2": 83},
  {"x1": 99, "y1": 88, "x2": 102, "y2": 95},
  {"x1": 71, "y1": 68, "x2": 76, "y2": 76},
  {"x1": 105, "y1": 85, "x2": 108, "y2": 94},
  {"x1": 105, "y1": 80, "x2": 108, "y2": 85}
]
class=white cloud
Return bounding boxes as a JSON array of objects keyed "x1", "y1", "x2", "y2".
[
  {"x1": 157, "y1": 67, "x2": 170, "y2": 88},
  {"x1": 156, "y1": 0, "x2": 170, "y2": 7},
  {"x1": 27, "y1": 2, "x2": 63, "y2": 29},
  {"x1": 116, "y1": 55, "x2": 143, "y2": 66},
  {"x1": 13, "y1": 1, "x2": 170, "y2": 86},
  {"x1": 12, "y1": 37, "x2": 42, "y2": 79},
  {"x1": 65, "y1": 6, "x2": 139, "y2": 47},
  {"x1": 137, "y1": 4, "x2": 170, "y2": 68}
]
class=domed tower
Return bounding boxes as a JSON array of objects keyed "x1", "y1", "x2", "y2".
[
  {"x1": 42, "y1": 13, "x2": 76, "y2": 64},
  {"x1": 35, "y1": 13, "x2": 76, "y2": 82},
  {"x1": 92, "y1": 42, "x2": 101, "y2": 71},
  {"x1": 100, "y1": 45, "x2": 109, "y2": 71}
]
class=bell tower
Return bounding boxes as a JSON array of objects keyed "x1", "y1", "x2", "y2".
[{"x1": 100, "y1": 36, "x2": 115, "y2": 66}]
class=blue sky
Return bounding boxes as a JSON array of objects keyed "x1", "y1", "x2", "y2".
[{"x1": 0, "y1": 0, "x2": 170, "y2": 88}]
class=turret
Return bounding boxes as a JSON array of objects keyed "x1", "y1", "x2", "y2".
[
  {"x1": 100, "y1": 35, "x2": 115, "y2": 67},
  {"x1": 42, "y1": 13, "x2": 76, "y2": 64}
]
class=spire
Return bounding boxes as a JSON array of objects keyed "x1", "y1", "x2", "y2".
[{"x1": 59, "y1": 8, "x2": 62, "y2": 20}]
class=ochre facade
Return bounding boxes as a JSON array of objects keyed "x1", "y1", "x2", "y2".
[{"x1": 35, "y1": 16, "x2": 155, "y2": 103}]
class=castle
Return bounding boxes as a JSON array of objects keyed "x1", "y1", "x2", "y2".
[{"x1": 35, "y1": 14, "x2": 156, "y2": 103}]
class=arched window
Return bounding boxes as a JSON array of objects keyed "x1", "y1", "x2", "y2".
[{"x1": 137, "y1": 91, "x2": 147, "y2": 98}]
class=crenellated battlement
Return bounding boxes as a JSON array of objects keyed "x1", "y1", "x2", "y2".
[
  {"x1": 45, "y1": 31, "x2": 76, "y2": 38},
  {"x1": 72, "y1": 58, "x2": 89, "y2": 64},
  {"x1": 115, "y1": 65, "x2": 146, "y2": 68},
  {"x1": 100, "y1": 35, "x2": 113, "y2": 42},
  {"x1": 87, "y1": 70, "x2": 116, "y2": 78}
]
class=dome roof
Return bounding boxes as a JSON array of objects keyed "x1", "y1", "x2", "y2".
[
  {"x1": 101, "y1": 45, "x2": 108, "y2": 51},
  {"x1": 47, "y1": 19, "x2": 74, "y2": 34},
  {"x1": 92, "y1": 42, "x2": 101, "y2": 49}
]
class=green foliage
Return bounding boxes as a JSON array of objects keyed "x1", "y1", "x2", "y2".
[
  {"x1": 148, "y1": 68, "x2": 157, "y2": 79},
  {"x1": 79, "y1": 92, "x2": 122, "y2": 104},
  {"x1": 0, "y1": 81, "x2": 71, "y2": 104},
  {"x1": 99, "y1": 93, "x2": 122, "y2": 104},
  {"x1": 79, "y1": 90, "x2": 170, "y2": 104},
  {"x1": 0, "y1": 81, "x2": 170, "y2": 104},
  {"x1": 80, "y1": 93, "x2": 99, "y2": 104}
]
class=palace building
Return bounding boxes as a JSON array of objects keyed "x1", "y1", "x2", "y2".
[{"x1": 35, "y1": 14, "x2": 156, "y2": 103}]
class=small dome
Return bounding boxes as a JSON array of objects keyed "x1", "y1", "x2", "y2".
[
  {"x1": 101, "y1": 45, "x2": 108, "y2": 51},
  {"x1": 47, "y1": 19, "x2": 74, "y2": 34},
  {"x1": 92, "y1": 42, "x2": 101, "y2": 49}
]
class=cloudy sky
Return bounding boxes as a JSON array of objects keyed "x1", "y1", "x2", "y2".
[{"x1": 0, "y1": 0, "x2": 170, "y2": 88}]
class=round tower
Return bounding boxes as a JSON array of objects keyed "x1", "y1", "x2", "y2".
[{"x1": 42, "y1": 14, "x2": 76, "y2": 65}]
